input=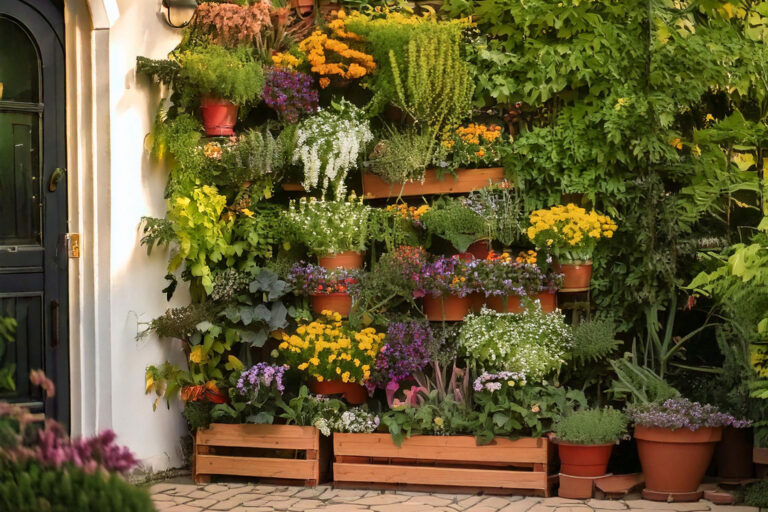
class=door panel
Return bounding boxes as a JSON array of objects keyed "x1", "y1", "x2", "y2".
[{"x1": 0, "y1": 0, "x2": 67, "y2": 428}]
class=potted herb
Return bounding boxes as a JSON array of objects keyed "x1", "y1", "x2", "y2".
[
  {"x1": 421, "y1": 197, "x2": 489, "y2": 255},
  {"x1": 287, "y1": 261, "x2": 358, "y2": 317},
  {"x1": 628, "y1": 398, "x2": 742, "y2": 502},
  {"x1": 553, "y1": 408, "x2": 628, "y2": 479},
  {"x1": 278, "y1": 311, "x2": 385, "y2": 404},
  {"x1": 527, "y1": 204, "x2": 617, "y2": 290},
  {"x1": 283, "y1": 195, "x2": 371, "y2": 269},
  {"x1": 414, "y1": 255, "x2": 474, "y2": 321},
  {"x1": 178, "y1": 45, "x2": 265, "y2": 136}
]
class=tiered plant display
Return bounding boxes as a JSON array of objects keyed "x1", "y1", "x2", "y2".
[{"x1": 134, "y1": 0, "x2": 768, "y2": 499}]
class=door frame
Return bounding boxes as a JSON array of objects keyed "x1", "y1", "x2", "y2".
[{"x1": 1, "y1": 0, "x2": 69, "y2": 427}]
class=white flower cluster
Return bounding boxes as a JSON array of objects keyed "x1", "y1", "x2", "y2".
[
  {"x1": 284, "y1": 195, "x2": 371, "y2": 255},
  {"x1": 312, "y1": 408, "x2": 380, "y2": 436},
  {"x1": 458, "y1": 303, "x2": 573, "y2": 380},
  {"x1": 294, "y1": 99, "x2": 373, "y2": 199}
]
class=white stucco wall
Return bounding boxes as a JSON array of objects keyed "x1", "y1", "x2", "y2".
[{"x1": 106, "y1": 0, "x2": 189, "y2": 471}]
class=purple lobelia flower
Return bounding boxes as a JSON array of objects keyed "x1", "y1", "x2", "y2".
[
  {"x1": 627, "y1": 397, "x2": 750, "y2": 431},
  {"x1": 370, "y1": 322, "x2": 432, "y2": 390},
  {"x1": 263, "y1": 67, "x2": 319, "y2": 123}
]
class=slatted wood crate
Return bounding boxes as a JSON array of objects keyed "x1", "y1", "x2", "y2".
[
  {"x1": 333, "y1": 433, "x2": 553, "y2": 495},
  {"x1": 361, "y1": 167, "x2": 506, "y2": 199},
  {"x1": 194, "y1": 424, "x2": 330, "y2": 486}
]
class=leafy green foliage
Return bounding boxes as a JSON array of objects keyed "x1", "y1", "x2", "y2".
[
  {"x1": 177, "y1": 45, "x2": 265, "y2": 106},
  {"x1": 279, "y1": 386, "x2": 346, "y2": 426},
  {"x1": 0, "y1": 459, "x2": 156, "y2": 512},
  {"x1": 368, "y1": 127, "x2": 435, "y2": 183},
  {"x1": 421, "y1": 197, "x2": 488, "y2": 252},
  {"x1": 553, "y1": 407, "x2": 628, "y2": 445},
  {"x1": 0, "y1": 317, "x2": 16, "y2": 392},
  {"x1": 609, "y1": 354, "x2": 680, "y2": 405},
  {"x1": 571, "y1": 319, "x2": 622, "y2": 364},
  {"x1": 744, "y1": 479, "x2": 768, "y2": 508}
]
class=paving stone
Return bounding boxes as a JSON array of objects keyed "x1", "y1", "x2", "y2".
[
  {"x1": 476, "y1": 496, "x2": 519, "y2": 509},
  {"x1": 405, "y1": 495, "x2": 455, "y2": 506},
  {"x1": 204, "y1": 484, "x2": 230, "y2": 493},
  {"x1": 553, "y1": 507, "x2": 594, "y2": 512},
  {"x1": 540, "y1": 498, "x2": 583, "y2": 506},
  {"x1": 353, "y1": 494, "x2": 410, "y2": 505},
  {"x1": 464, "y1": 507, "x2": 499, "y2": 512},
  {"x1": 231, "y1": 507, "x2": 273, "y2": 512},
  {"x1": 587, "y1": 499, "x2": 628, "y2": 509},
  {"x1": 372, "y1": 504, "x2": 442, "y2": 512},
  {"x1": 188, "y1": 498, "x2": 218, "y2": 508},
  {"x1": 623, "y1": 501, "x2": 710, "y2": 511},
  {"x1": 210, "y1": 498, "x2": 245, "y2": 511},
  {"x1": 290, "y1": 499, "x2": 326, "y2": 511},
  {"x1": 151, "y1": 483, "x2": 180, "y2": 494},
  {"x1": 172, "y1": 496, "x2": 193, "y2": 504},
  {"x1": 457, "y1": 496, "x2": 485, "y2": 508},
  {"x1": 306, "y1": 504, "x2": 370, "y2": 512},
  {"x1": 708, "y1": 507, "x2": 759, "y2": 512},
  {"x1": 188, "y1": 490, "x2": 212, "y2": 499},
  {"x1": 172, "y1": 485, "x2": 203, "y2": 496},
  {"x1": 499, "y1": 498, "x2": 544, "y2": 512},
  {"x1": 165, "y1": 506, "x2": 203, "y2": 512},
  {"x1": 266, "y1": 497, "x2": 300, "y2": 510},
  {"x1": 527, "y1": 504, "x2": 558, "y2": 512},
  {"x1": 295, "y1": 488, "x2": 327, "y2": 498},
  {"x1": 154, "y1": 502, "x2": 178, "y2": 512},
  {"x1": 153, "y1": 493, "x2": 176, "y2": 502}
]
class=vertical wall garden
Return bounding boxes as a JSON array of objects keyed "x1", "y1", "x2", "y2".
[{"x1": 137, "y1": 0, "x2": 768, "y2": 503}]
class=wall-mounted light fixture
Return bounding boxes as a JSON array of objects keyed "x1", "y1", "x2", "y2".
[{"x1": 162, "y1": 0, "x2": 198, "y2": 28}]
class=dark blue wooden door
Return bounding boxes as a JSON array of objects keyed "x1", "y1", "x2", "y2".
[{"x1": 0, "y1": 0, "x2": 68, "y2": 428}]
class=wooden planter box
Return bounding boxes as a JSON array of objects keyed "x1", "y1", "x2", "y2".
[
  {"x1": 754, "y1": 446, "x2": 768, "y2": 465},
  {"x1": 194, "y1": 423, "x2": 330, "y2": 486},
  {"x1": 333, "y1": 433, "x2": 553, "y2": 495},
  {"x1": 361, "y1": 167, "x2": 506, "y2": 199}
]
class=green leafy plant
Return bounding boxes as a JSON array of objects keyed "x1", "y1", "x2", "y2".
[
  {"x1": 0, "y1": 460, "x2": 156, "y2": 512},
  {"x1": 368, "y1": 127, "x2": 435, "y2": 184},
  {"x1": 465, "y1": 185, "x2": 524, "y2": 247},
  {"x1": 553, "y1": 408, "x2": 628, "y2": 445},
  {"x1": 571, "y1": 319, "x2": 622, "y2": 364},
  {"x1": 608, "y1": 353, "x2": 680, "y2": 405},
  {"x1": 0, "y1": 317, "x2": 16, "y2": 392},
  {"x1": 279, "y1": 385, "x2": 346, "y2": 429},
  {"x1": 421, "y1": 197, "x2": 488, "y2": 253},
  {"x1": 177, "y1": 44, "x2": 265, "y2": 106},
  {"x1": 283, "y1": 196, "x2": 371, "y2": 256},
  {"x1": 744, "y1": 479, "x2": 768, "y2": 508}
]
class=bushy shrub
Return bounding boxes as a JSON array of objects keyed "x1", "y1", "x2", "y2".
[
  {"x1": 0, "y1": 459, "x2": 155, "y2": 512},
  {"x1": 178, "y1": 45, "x2": 264, "y2": 106},
  {"x1": 744, "y1": 479, "x2": 768, "y2": 508},
  {"x1": 553, "y1": 407, "x2": 628, "y2": 445}
]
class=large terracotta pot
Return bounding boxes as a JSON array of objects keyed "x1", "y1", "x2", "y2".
[
  {"x1": 466, "y1": 240, "x2": 491, "y2": 260},
  {"x1": 311, "y1": 293, "x2": 352, "y2": 317},
  {"x1": 555, "y1": 261, "x2": 592, "y2": 290},
  {"x1": 310, "y1": 379, "x2": 367, "y2": 404},
  {"x1": 537, "y1": 291, "x2": 557, "y2": 313},
  {"x1": 200, "y1": 96, "x2": 238, "y2": 136},
  {"x1": 486, "y1": 295, "x2": 522, "y2": 314},
  {"x1": 423, "y1": 294, "x2": 471, "y2": 321},
  {"x1": 291, "y1": 0, "x2": 314, "y2": 14},
  {"x1": 635, "y1": 425, "x2": 722, "y2": 501},
  {"x1": 557, "y1": 441, "x2": 614, "y2": 477},
  {"x1": 318, "y1": 251, "x2": 364, "y2": 270},
  {"x1": 715, "y1": 426, "x2": 754, "y2": 479}
]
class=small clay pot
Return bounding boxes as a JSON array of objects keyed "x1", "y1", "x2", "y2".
[
  {"x1": 555, "y1": 261, "x2": 593, "y2": 290},
  {"x1": 557, "y1": 441, "x2": 614, "y2": 477},
  {"x1": 318, "y1": 251, "x2": 364, "y2": 270},
  {"x1": 423, "y1": 294, "x2": 472, "y2": 322},
  {"x1": 200, "y1": 96, "x2": 238, "y2": 136},
  {"x1": 310, "y1": 379, "x2": 367, "y2": 404},
  {"x1": 310, "y1": 293, "x2": 352, "y2": 317}
]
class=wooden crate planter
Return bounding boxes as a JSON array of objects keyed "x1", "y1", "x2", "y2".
[
  {"x1": 361, "y1": 167, "x2": 506, "y2": 199},
  {"x1": 194, "y1": 424, "x2": 330, "y2": 486},
  {"x1": 333, "y1": 433, "x2": 553, "y2": 495}
]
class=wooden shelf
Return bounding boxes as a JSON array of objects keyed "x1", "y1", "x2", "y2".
[{"x1": 362, "y1": 167, "x2": 506, "y2": 199}]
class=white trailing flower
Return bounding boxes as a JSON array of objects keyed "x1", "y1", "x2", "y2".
[
  {"x1": 293, "y1": 99, "x2": 372, "y2": 199},
  {"x1": 458, "y1": 303, "x2": 573, "y2": 380}
]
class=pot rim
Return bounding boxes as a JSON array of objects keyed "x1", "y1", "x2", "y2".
[
  {"x1": 634, "y1": 425, "x2": 723, "y2": 443},
  {"x1": 319, "y1": 250, "x2": 365, "y2": 257},
  {"x1": 555, "y1": 440, "x2": 617, "y2": 448}
]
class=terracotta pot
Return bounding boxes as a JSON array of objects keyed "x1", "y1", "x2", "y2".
[
  {"x1": 715, "y1": 426, "x2": 754, "y2": 479},
  {"x1": 467, "y1": 240, "x2": 491, "y2": 260},
  {"x1": 200, "y1": 96, "x2": 238, "y2": 136},
  {"x1": 537, "y1": 291, "x2": 557, "y2": 313},
  {"x1": 555, "y1": 261, "x2": 593, "y2": 290},
  {"x1": 557, "y1": 441, "x2": 614, "y2": 477},
  {"x1": 318, "y1": 251, "x2": 364, "y2": 270},
  {"x1": 635, "y1": 425, "x2": 722, "y2": 501},
  {"x1": 291, "y1": 0, "x2": 314, "y2": 14},
  {"x1": 469, "y1": 292, "x2": 484, "y2": 313},
  {"x1": 423, "y1": 294, "x2": 471, "y2": 321},
  {"x1": 486, "y1": 295, "x2": 522, "y2": 314},
  {"x1": 361, "y1": 168, "x2": 505, "y2": 199},
  {"x1": 310, "y1": 379, "x2": 367, "y2": 404},
  {"x1": 311, "y1": 293, "x2": 352, "y2": 317}
]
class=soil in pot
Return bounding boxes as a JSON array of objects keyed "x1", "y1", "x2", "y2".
[
  {"x1": 557, "y1": 442, "x2": 614, "y2": 477},
  {"x1": 556, "y1": 261, "x2": 593, "y2": 290},
  {"x1": 715, "y1": 426, "x2": 754, "y2": 480},
  {"x1": 635, "y1": 425, "x2": 722, "y2": 501},
  {"x1": 311, "y1": 293, "x2": 352, "y2": 317},
  {"x1": 310, "y1": 379, "x2": 367, "y2": 404},
  {"x1": 318, "y1": 251, "x2": 364, "y2": 270},
  {"x1": 423, "y1": 294, "x2": 472, "y2": 321},
  {"x1": 200, "y1": 96, "x2": 238, "y2": 136}
]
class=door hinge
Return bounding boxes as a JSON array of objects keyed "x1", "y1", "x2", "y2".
[{"x1": 65, "y1": 233, "x2": 80, "y2": 258}]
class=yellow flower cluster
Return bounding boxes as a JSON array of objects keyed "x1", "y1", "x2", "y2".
[
  {"x1": 386, "y1": 203, "x2": 430, "y2": 222},
  {"x1": 279, "y1": 311, "x2": 385, "y2": 384},
  {"x1": 455, "y1": 124, "x2": 502, "y2": 145},
  {"x1": 516, "y1": 250, "x2": 537, "y2": 265},
  {"x1": 271, "y1": 52, "x2": 300, "y2": 69},
  {"x1": 295, "y1": 31, "x2": 376, "y2": 85},
  {"x1": 527, "y1": 204, "x2": 617, "y2": 261}
]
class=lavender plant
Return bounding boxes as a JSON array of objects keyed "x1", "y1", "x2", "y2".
[
  {"x1": 371, "y1": 322, "x2": 432, "y2": 388},
  {"x1": 263, "y1": 67, "x2": 318, "y2": 123},
  {"x1": 627, "y1": 398, "x2": 749, "y2": 431},
  {"x1": 236, "y1": 363, "x2": 288, "y2": 424}
]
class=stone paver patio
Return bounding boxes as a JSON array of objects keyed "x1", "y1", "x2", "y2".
[{"x1": 149, "y1": 479, "x2": 760, "y2": 512}]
